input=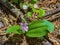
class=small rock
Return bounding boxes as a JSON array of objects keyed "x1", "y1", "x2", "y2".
[
  {"x1": 42, "y1": 41, "x2": 52, "y2": 45},
  {"x1": 0, "y1": 22, "x2": 4, "y2": 28},
  {"x1": 56, "y1": 4, "x2": 60, "y2": 8}
]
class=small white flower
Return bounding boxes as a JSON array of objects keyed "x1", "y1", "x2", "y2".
[
  {"x1": 34, "y1": 4, "x2": 38, "y2": 8},
  {"x1": 23, "y1": 5, "x2": 28, "y2": 10}
]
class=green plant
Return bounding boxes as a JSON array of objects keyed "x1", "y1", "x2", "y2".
[
  {"x1": 6, "y1": 0, "x2": 54, "y2": 38},
  {"x1": 26, "y1": 20, "x2": 54, "y2": 37},
  {"x1": 32, "y1": 8, "x2": 45, "y2": 18},
  {"x1": 6, "y1": 20, "x2": 54, "y2": 37}
]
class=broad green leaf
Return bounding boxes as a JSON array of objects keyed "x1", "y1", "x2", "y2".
[
  {"x1": 13, "y1": 0, "x2": 18, "y2": 4},
  {"x1": 38, "y1": 9, "x2": 45, "y2": 18},
  {"x1": 28, "y1": 20, "x2": 41, "y2": 25},
  {"x1": 41, "y1": 20, "x2": 54, "y2": 32},
  {"x1": 28, "y1": 20, "x2": 47, "y2": 29},
  {"x1": 6, "y1": 25, "x2": 23, "y2": 34},
  {"x1": 26, "y1": 26, "x2": 48, "y2": 37},
  {"x1": 27, "y1": 20, "x2": 54, "y2": 37},
  {"x1": 28, "y1": 20, "x2": 54, "y2": 32},
  {"x1": 29, "y1": 20, "x2": 40, "y2": 25},
  {"x1": 26, "y1": 12, "x2": 32, "y2": 17}
]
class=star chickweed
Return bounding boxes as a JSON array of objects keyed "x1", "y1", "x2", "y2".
[
  {"x1": 34, "y1": 4, "x2": 38, "y2": 8},
  {"x1": 23, "y1": 5, "x2": 28, "y2": 10}
]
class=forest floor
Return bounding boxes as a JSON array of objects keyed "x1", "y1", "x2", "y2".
[{"x1": 0, "y1": 0, "x2": 60, "y2": 45}]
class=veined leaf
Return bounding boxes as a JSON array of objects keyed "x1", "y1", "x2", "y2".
[
  {"x1": 27, "y1": 20, "x2": 54, "y2": 37},
  {"x1": 41, "y1": 20, "x2": 54, "y2": 32},
  {"x1": 6, "y1": 25, "x2": 23, "y2": 34},
  {"x1": 28, "y1": 20, "x2": 54, "y2": 32},
  {"x1": 26, "y1": 26, "x2": 48, "y2": 37},
  {"x1": 28, "y1": 20, "x2": 41, "y2": 25},
  {"x1": 28, "y1": 20, "x2": 47, "y2": 29}
]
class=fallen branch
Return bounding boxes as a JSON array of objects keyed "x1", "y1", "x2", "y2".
[{"x1": 0, "y1": 0, "x2": 26, "y2": 22}]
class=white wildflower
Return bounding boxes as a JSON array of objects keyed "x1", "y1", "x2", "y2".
[
  {"x1": 23, "y1": 5, "x2": 28, "y2": 10},
  {"x1": 34, "y1": 4, "x2": 38, "y2": 8}
]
